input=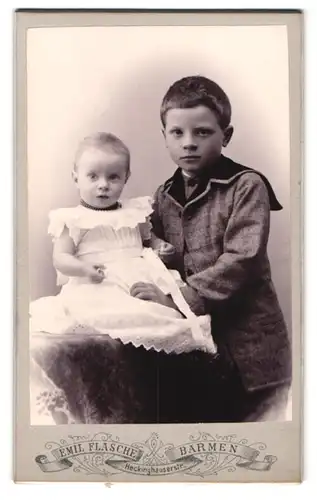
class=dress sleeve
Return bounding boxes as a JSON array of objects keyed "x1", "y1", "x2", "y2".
[
  {"x1": 132, "y1": 196, "x2": 154, "y2": 243},
  {"x1": 47, "y1": 209, "x2": 75, "y2": 286},
  {"x1": 48, "y1": 209, "x2": 67, "y2": 241},
  {"x1": 48, "y1": 208, "x2": 81, "y2": 246}
]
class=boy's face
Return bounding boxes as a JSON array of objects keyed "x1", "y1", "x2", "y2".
[
  {"x1": 73, "y1": 147, "x2": 128, "y2": 208},
  {"x1": 163, "y1": 105, "x2": 232, "y2": 175}
]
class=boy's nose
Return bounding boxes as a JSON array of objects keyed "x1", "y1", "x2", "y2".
[{"x1": 182, "y1": 134, "x2": 197, "y2": 150}]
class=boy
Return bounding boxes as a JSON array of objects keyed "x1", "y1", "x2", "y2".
[{"x1": 131, "y1": 75, "x2": 291, "y2": 422}]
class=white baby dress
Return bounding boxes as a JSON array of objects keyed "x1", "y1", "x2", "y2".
[{"x1": 30, "y1": 196, "x2": 216, "y2": 355}]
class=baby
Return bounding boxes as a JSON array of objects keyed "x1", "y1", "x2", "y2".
[{"x1": 30, "y1": 132, "x2": 216, "y2": 355}]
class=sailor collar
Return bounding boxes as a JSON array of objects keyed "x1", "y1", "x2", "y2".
[{"x1": 162, "y1": 154, "x2": 283, "y2": 211}]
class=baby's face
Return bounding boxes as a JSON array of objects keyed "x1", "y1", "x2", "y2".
[
  {"x1": 163, "y1": 105, "x2": 230, "y2": 175},
  {"x1": 74, "y1": 147, "x2": 128, "y2": 208}
]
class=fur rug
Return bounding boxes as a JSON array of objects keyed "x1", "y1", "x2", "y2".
[
  {"x1": 31, "y1": 335, "x2": 290, "y2": 424},
  {"x1": 31, "y1": 335, "x2": 229, "y2": 424}
]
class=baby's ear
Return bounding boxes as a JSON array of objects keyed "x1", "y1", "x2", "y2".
[
  {"x1": 72, "y1": 169, "x2": 78, "y2": 183},
  {"x1": 223, "y1": 125, "x2": 234, "y2": 147},
  {"x1": 161, "y1": 128, "x2": 166, "y2": 139}
]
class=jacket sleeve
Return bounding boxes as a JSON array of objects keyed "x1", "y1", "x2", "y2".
[
  {"x1": 150, "y1": 186, "x2": 166, "y2": 240},
  {"x1": 181, "y1": 173, "x2": 271, "y2": 314}
]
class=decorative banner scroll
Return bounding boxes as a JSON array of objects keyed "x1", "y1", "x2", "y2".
[{"x1": 35, "y1": 432, "x2": 277, "y2": 477}]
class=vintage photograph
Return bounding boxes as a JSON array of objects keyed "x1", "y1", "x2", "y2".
[
  {"x1": 12, "y1": 8, "x2": 304, "y2": 484},
  {"x1": 26, "y1": 21, "x2": 294, "y2": 427}
]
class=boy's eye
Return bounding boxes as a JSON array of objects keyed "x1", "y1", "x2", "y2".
[
  {"x1": 108, "y1": 174, "x2": 119, "y2": 180},
  {"x1": 88, "y1": 173, "x2": 97, "y2": 180},
  {"x1": 195, "y1": 128, "x2": 212, "y2": 137},
  {"x1": 170, "y1": 129, "x2": 183, "y2": 137}
]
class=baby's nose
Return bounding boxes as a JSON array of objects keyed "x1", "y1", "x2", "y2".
[{"x1": 98, "y1": 179, "x2": 109, "y2": 189}]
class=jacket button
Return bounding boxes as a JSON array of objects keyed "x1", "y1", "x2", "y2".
[{"x1": 187, "y1": 268, "x2": 194, "y2": 276}]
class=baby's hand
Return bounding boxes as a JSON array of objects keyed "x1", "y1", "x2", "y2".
[
  {"x1": 155, "y1": 241, "x2": 175, "y2": 265},
  {"x1": 157, "y1": 241, "x2": 175, "y2": 256},
  {"x1": 84, "y1": 263, "x2": 105, "y2": 283}
]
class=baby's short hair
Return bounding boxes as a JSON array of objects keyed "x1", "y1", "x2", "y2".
[
  {"x1": 74, "y1": 132, "x2": 130, "y2": 175},
  {"x1": 160, "y1": 75, "x2": 232, "y2": 130}
]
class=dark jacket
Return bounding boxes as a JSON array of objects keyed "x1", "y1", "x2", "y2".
[{"x1": 151, "y1": 154, "x2": 291, "y2": 392}]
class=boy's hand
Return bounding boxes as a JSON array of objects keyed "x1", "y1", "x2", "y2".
[
  {"x1": 84, "y1": 263, "x2": 105, "y2": 283},
  {"x1": 130, "y1": 282, "x2": 178, "y2": 310}
]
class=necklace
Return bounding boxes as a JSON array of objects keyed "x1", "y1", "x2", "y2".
[{"x1": 80, "y1": 199, "x2": 121, "y2": 211}]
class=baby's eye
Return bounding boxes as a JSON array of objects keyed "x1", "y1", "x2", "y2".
[
  {"x1": 88, "y1": 173, "x2": 97, "y2": 180},
  {"x1": 108, "y1": 174, "x2": 119, "y2": 180}
]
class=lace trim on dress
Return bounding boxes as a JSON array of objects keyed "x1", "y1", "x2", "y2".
[{"x1": 48, "y1": 196, "x2": 154, "y2": 244}]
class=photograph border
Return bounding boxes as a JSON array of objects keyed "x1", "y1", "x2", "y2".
[{"x1": 14, "y1": 9, "x2": 303, "y2": 483}]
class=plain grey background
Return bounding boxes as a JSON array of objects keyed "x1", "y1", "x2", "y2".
[{"x1": 27, "y1": 25, "x2": 291, "y2": 333}]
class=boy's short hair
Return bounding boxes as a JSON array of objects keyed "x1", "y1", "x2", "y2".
[
  {"x1": 160, "y1": 75, "x2": 232, "y2": 130},
  {"x1": 74, "y1": 132, "x2": 130, "y2": 175}
]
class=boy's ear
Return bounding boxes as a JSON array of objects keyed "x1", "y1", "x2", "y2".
[
  {"x1": 222, "y1": 125, "x2": 234, "y2": 147},
  {"x1": 72, "y1": 169, "x2": 78, "y2": 183},
  {"x1": 161, "y1": 128, "x2": 166, "y2": 139}
]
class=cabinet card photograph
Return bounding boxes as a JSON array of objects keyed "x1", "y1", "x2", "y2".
[{"x1": 15, "y1": 10, "x2": 302, "y2": 483}]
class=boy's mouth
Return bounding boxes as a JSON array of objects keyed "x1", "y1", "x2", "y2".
[{"x1": 180, "y1": 155, "x2": 201, "y2": 162}]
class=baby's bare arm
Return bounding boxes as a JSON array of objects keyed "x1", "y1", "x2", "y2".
[{"x1": 53, "y1": 228, "x2": 104, "y2": 282}]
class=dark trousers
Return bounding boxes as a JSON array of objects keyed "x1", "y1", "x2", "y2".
[{"x1": 141, "y1": 348, "x2": 289, "y2": 423}]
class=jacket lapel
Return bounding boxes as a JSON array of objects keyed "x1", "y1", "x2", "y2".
[{"x1": 162, "y1": 155, "x2": 283, "y2": 211}]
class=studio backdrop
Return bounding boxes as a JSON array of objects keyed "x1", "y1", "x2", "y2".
[{"x1": 27, "y1": 25, "x2": 291, "y2": 333}]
